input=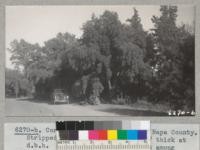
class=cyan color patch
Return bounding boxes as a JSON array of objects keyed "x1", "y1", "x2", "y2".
[{"x1": 127, "y1": 130, "x2": 138, "y2": 140}]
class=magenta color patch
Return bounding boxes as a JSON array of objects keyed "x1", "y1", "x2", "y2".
[{"x1": 89, "y1": 130, "x2": 98, "y2": 140}]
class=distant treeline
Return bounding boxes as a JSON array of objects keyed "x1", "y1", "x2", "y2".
[{"x1": 6, "y1": 6, "x2": 195, "y2": 110}]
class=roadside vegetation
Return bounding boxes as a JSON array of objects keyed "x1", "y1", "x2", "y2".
[{"x1": 6, "y1": 6, "x2": 195, "y2": 111}]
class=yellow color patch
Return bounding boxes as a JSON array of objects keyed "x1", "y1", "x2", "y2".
[{"x1": 107, "y1": 130, "x2": 117, "y2": 140}]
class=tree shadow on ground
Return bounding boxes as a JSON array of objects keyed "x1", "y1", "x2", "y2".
[{"x1": 97, "y1": 108, "x2": 168, "y2": 116}]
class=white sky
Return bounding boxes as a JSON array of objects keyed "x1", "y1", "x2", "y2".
[{"x1": 6, "y1": 5, "x2": 194, "y2": 69}]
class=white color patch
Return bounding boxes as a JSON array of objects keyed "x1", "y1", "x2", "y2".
[
  {"x1": 122, "y1": 120, "x2": 150, "y2": 130},
  {"x1": 78, "y1": 130, "x2": 89, "y2": 140}
]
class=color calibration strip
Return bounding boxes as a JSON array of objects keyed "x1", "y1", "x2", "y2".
[
  {"x1": 56, "y1": 121, "x2": 149, "y2": 130},
  {"x1": 56, "y1": 121, "x2": 148, "y2": 141},
  {"x1": 57, "y1": 129, "x2": 147, "y2": 140}
]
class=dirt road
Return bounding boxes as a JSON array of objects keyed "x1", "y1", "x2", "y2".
[{"x1": 5, "y1": 98, "x2": 168, "y2": 116}]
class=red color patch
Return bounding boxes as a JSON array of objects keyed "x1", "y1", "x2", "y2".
[{"x1": 98, "y1": 130, "x2": 107, "y2": 140}]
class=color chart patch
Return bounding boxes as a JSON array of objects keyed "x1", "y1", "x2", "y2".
[
  {"x1": 57, "y1": 129, "x2": 147, "y2": 140},
  {"x1": 56, "y1": 121, "x2": 150, "y2": 130},
  {"x1": 56, "y1": 121, "x2": 150, "y2": 150},
  {"x1": 56, "y1": 121, "x2": 149, "y2": 141}
]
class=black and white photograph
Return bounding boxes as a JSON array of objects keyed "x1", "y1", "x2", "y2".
[{"x1": 5, "y1": 5, "x2": 195, "y2": 116}]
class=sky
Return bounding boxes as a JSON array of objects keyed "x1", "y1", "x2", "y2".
[{"x1": 6, "y1": 5, "x2": 195, "y2": 69}]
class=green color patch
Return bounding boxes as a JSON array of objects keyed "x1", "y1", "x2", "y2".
[{"x1": 117, "y1": 130, "x2": 127, "y2": 140}]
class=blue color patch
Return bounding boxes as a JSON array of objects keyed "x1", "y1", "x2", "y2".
[
  {"x1": 138, "y1": 130, "x2": 147, "y2": 140},
  {"x1": 127, "y1": 130, "x2": 138, "y2": 140}
]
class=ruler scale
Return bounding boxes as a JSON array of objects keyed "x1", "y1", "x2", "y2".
[{"x1": 57, "y1": 141, "x2": 150, "y2": 150}]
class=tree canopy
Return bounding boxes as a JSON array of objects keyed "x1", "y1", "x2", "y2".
[{"x1": 6, "y1": 6, "x2": 195, "y2": 110}]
